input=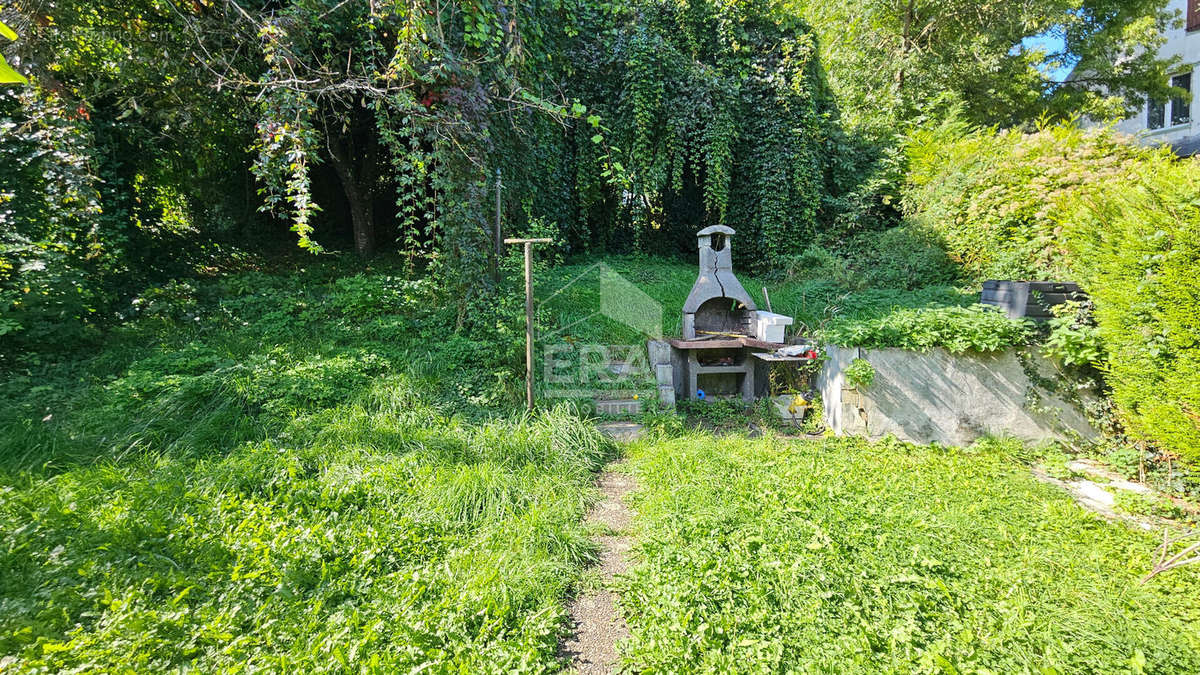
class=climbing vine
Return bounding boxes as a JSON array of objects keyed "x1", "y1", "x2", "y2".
[
  {"x1": 578, "y1": 0, "x2": 841, "y2": 267},
  {"x1": 251, "y1": 23, "x2": 321, "y2": 252}
]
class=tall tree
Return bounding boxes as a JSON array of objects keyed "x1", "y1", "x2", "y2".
[
  {"x1": 803, "y1": 0, "x2": 1180, "y2": 134},
  {"x1": 187, "y1": 0, "x2": 592, "y2": 264}
]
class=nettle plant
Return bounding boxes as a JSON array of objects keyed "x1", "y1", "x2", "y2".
[{"x1": 1042, "y1": 300, "x2": 1104, "y2": 369}]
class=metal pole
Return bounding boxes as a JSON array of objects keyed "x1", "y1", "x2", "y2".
[
  {"x1": 493, "y1": 169, "x2": 502, "y2": 283},
  {"x1": 523, "y1": 241, "x2": 533, "y2": 409},
  {"x1": 505, "y1": 238, "x2": 552, "y2": 410}
]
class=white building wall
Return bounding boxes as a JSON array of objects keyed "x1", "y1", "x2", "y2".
[{"x1": 1112, "y1": 0, "x2": 1200, "y2": 148}]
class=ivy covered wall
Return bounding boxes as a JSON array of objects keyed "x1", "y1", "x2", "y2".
[{"x1": 569, "y1": 0, "x2": 857, "y2": 268}]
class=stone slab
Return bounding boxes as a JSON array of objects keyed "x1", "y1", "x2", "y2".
[
  {"x1": 655, "y1": 364, "x2": 673, "y2": 387},
  {"x1": 596, "y1": 422, "x2": 645, "y2": 443},
  {"x1": 1067, "y1": 459, "x2": 1154, "y2": 494},
  {"x1": 657, "y1": 385, "x2": 676, "y2": 409},
  {"x1": 647, "y1": 340, "x2": 672, "y2": 366},
  {"x1": 819, "y1": 346, "x2": 1098, "y2": 446}
]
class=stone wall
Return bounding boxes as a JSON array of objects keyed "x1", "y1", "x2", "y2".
[{"x1": 817, "y1": 346, "x2": 1098, "y2": 446}]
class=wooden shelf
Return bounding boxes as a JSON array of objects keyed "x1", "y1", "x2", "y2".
[{"x1": 669, "y1": 337, "x2": 783, "y2": 350}]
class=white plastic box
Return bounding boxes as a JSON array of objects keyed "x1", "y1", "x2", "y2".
[{"x1": 754, "y1": 311, "x2": 794, "y2": 343}]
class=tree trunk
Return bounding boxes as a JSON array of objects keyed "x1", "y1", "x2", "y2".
[
  {"x1": 327, "y1": 124, "x2": 378, "y2": 257},
  {"x1": 343, "y1": 176, "x2": 376, "y2": 257}
]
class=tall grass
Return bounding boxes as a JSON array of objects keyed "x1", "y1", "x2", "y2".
[
  {"x1": 0, "y1": 380, "x2": 610, "y2": 671},
  {"x1": 621, "y1": 432, "x2": 1200, "y2": 672},
  {"x1": 0, "y1": 264, "x2": 612, "y2": 672}
]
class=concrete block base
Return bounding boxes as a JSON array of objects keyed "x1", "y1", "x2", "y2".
[{"x1": 657, "y1": 386, "x2": 676, "y2": 408}]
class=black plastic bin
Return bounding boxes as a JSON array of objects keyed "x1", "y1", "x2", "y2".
[{"x1": 981, "y1": 281, "x2": 1084, "y2": 320}]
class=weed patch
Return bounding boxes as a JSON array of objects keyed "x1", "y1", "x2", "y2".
[{"x1": 621, "y1": 433, "x2": 1200, "y2": 672}]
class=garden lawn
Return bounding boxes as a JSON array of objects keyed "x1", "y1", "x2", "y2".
[
  {"x1": 620, "y1": 432, "x2": 1200, "y2": 673},
  {"x1": 0, "y1": 262, "x2": 611, "y2": 672},
  {"x1": 0, "y1": 387, "x2": 609, "y2": 672}
]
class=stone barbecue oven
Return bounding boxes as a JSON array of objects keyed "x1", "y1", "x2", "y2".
[
  {"x1": 655, "y1": 226, "x2": 796, "y2": 403},
  {"x1": 682, "y1": 226, "x2": 757, "y2": 340}
]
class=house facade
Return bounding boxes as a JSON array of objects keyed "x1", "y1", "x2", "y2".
[{"x1": 1110, "y1": 0, "x2": 1200, "y2": 155}]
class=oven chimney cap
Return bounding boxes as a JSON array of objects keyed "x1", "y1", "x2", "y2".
[
  {"x1": 696, "y1": 225, "x2": 735, "y2": 254},
  {"x1": 682, "y1": 225, "x2": 756, "y2": 315},
  {"x1": 696, "y1": 225, "x2": 735, "y2": 237}
]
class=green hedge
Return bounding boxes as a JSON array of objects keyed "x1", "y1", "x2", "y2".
[
  {"x1": 1064, "y1": 160, "x2": 1200, "y2": 462},
  {"x1": 903, "y1": 119, "x2": 1200, "y2": 462},
  {"x1": 903, "y1": 119, "x2": 1166, "y2": 282}
]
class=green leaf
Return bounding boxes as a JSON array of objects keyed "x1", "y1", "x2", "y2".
[
  {"x1": 0, "y1": 20, "x2": 17, "y2": 42},
  {"x1": 0, "y1": 55, "x2": 26, "y2": 85},
  {"x1": 590, "y1": 134, "x2": 603, "y2": 144}
]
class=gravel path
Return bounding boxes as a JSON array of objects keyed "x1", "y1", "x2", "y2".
[{"x1": 561, "y1": 424, "x2": 642, "y2": 673}]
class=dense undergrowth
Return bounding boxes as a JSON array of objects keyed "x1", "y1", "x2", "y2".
[
  {"x1": 622, "y1": 431, "x2": 1200, "y2": 672},
  {"x1": 4, "y1": 256, "x2": 1199, "y2": 670},
  {"x1": 0, "y1": 260, "x2": 612, "y2": 671},
  {"x1": 904, "y1": 120, "x2": 1200, "y2": 465}
]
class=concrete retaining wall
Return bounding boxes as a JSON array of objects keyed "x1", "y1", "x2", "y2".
[{"x1": 817, "y1": 346, "x2": 1097, "y2": 446}]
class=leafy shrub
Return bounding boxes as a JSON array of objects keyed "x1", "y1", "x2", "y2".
[
  {"x1": 845, "y1": 226, "x2": 959, "y2": 290},
  {"x1": 1113, "y1": 491, "x2": 1186, "y2": 521},
  {"x1": 799, "y1": 393, "x2": 824, "y2": 434},
  {"x1": 844, "y1": 358, "x2": 875, "y2": 389},
  {"x1": 780, "y1": 226, "x2": 956, "y2": 292},
  {"x1": 239, "y1": 351, "x2": 392, "y2": 416},
  {"x1": 1042, "y1": 301, "x2": 1105, "y2": 369},
  {"x1": 678, "y1": 399, "x2": 746, "y2": 428},
  {"x1": 781, "y1": 247, "x2": 858, "y2": 288},
  {"x1": 130, "y1": 281, "x2": 200, "y2": 320},
  {"x1": 325, "y1": 274, "x2": 435, "y2": 319},
  {"x1": 903, "y1": 117, "x2": 1167, "y2": 282},
  {"x1": 823, "y1": 304, "x2": 1032, "y2": 353},
  {"x1": 1103, "y1": 445, "x2": 1147, "y2": 480},
  {"x1": 901, "y1": 117, "x2": 1200, "y2": 464}
]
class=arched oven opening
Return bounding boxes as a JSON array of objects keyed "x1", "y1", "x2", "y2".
[{"x1": 693, "y1": 296, "x2": 753, "y2": 338}]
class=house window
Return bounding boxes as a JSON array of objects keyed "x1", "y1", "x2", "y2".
[
  {"x1": 1189, "y1": 0, "x2": 1199, "y2": 33},
  {"x1": 1149, "y1": 99, "x2": 1166, "y2": 129},
  {"x1": 1149, "y1": 72, "x2": 1193, "y2": 129},
  {"x1": 1170, "y1": 72, "x2": 1192, "y2": 126}
]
